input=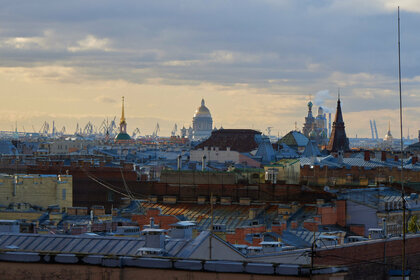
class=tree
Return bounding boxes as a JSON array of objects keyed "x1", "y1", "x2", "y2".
[{"x1": 408, "y1": 215, "x2": 420, "y2": 233}]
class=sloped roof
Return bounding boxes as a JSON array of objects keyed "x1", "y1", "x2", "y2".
[
  {"x1": 195, "y1": 129, "x2": 261, "y2": 153},
  {"x1": 255, "y1": 137, "x2": 275, "y2": 163},
  {"x1": 302, "y1": 141, "x2": 321, "y2": 157},
  {"x1": 0, "y1": 233, "x2": 186, "y2": 257},
  {"x1": 279, "y1": 131, "x2": 309, "y2": 148}
]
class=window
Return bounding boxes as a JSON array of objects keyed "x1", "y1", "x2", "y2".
[{"x1": 62, "y1": 189, "x2": 66, "y2": 200}]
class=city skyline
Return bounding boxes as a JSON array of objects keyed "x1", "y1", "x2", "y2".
[{"x1": 0, "y1": 1, "x2": 419, "y2": 137}]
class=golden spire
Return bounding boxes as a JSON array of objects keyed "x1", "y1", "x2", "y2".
[
  {"x1": 120, "y1": 96, "x2": 126, "y2": 124},
  {"x1": 388, "y1": 120, "x2": 391, "y2": 132}
]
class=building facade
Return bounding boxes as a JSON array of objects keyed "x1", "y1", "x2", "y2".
[{"x1": 0, "y1": 174, "x2": 72, "y2": 209}]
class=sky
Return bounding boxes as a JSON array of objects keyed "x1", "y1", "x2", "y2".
[{"x1": 0, "y1": 1, "x2": 419, "y2": 138}]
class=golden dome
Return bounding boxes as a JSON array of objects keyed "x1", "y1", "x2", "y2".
[{"x1": 194, "y1": 99, "x2": 211, "y2": 117}]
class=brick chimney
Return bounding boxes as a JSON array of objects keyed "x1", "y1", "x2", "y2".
[
  {"x1": 364, "y1": 151, "x2": 370, "y2": 161},
  {"x1": 381, "y1": 151, "x2": 387, "y2": 161}
]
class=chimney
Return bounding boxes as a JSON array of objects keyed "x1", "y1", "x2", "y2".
[
  {"x1": 381, "y1": 151, "x2": 387, "y2": 161},
  {"x1": 177, "y1": 155, "x2": 182, "y2": 170},
  {"x1": 364, "y1": 151, "x2": 370, "y2": 161},
  {"x1": 144, "y1": 228, "x2": 166, "y2": 249},
  {"x1": 202, "y1": 155, "x2": 206, "y2": 171},
  {"x1": 169, "y1": 221, "x2": 195, "y2": 240}
]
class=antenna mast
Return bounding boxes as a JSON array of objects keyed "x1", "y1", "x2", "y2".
[{"x1": 397, "y1": 6, "x2": 406, "y2": 278}]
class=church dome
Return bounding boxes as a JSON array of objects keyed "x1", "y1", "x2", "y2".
[
  {"x1": 307, "y1": 101, "x2": 313, "y2": 109},
  {"x1": 194, "y1": 99, "x2": 211, "y2": 117},
  {"x1": 309, "y1": 129, "x2": 317, "y2": 139},
  {"x1": 115, "y1": 132, "x2": 131, "y2": 141},
  {"x1": 318, "y1": 106, "x2": 324, "y2": 115}
]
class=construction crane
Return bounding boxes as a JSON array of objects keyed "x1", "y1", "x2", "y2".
[
  {"x1": 75, "y1": 123, "x2": 80, "y2": 135},
  {"x1": 52, "y1": 121, "x2": 56, "y2": 137},
  {"x1": 171, "y1": 124, "x2": 178, "y2": 137},
  {"x1": 39, "y1": 121, "x2": 50, "y2": 135},
  {"x1": 132, "y1": 128, "x2": 141, "y2": 139},
  {"x1": 83, "y1": 122, "x2": 94, "y2": 136},
  {"x1": 152, "y1": 123, "x2": 160, "y2": 139},
  {"x1": 109, "y1": 117, "x2": 117, "y2": 135}
]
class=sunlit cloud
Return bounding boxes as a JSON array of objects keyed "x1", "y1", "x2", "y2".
[{"x1": 68, "y1": 35, "x2": 112, "y2": 52}]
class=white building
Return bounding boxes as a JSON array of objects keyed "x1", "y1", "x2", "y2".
[{"x1": 192, "y1": 99, "x2": 213, "y2": 141}]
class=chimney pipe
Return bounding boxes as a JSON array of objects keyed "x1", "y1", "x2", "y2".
[
  {"x1": 328, "y1": 113, "x2": 332, "y2": 137},
  {"x1": 381, "y1": 151, "x2": 387, "y2": 161},
  {"x1": 177, "y1": 155, "x2": 182, "y2": 170},
  {"x1": 202, "y1": 155, "x2": 206, "y2": 171},
  {"x1": 364, "y1": 151, "x2": 370, "y2": 161}
]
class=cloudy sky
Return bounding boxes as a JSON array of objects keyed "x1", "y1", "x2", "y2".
[{"x1": 0, "y1": 0, "x2": 419, "y2": 138}]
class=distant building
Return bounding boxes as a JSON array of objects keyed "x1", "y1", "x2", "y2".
[
  {"x1": 115, "y1": 96, "x2": 131, "y2": 142},
  {"x1": 278, "y1": 131, "x2": 309, "y2": 153},
  {"x1": 383, "y1": 121, "x2": 393, "y2": 148},
  {"x1": 0, "y1": 174, "x2": 72, "y2": 209},
  {"x1": 195, "y1": 129, "x2": 261, "y2": 153},
  {"x1": 192, "y1": 99, "x2": 213, "y2": 140},
  {"x1": 326, "y1": 96, "x2": 349, "y2": 153},
  {"x1": 302, "y1": 101, "x2": 328, "y2": 146}
]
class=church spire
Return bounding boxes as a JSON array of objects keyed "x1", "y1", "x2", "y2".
[
  {"x1": 120, "y1": 96, "x2": 126, "y2": 125},
  {"x1": 327, "y1": 95, "x2": 349, "y2": 153}
]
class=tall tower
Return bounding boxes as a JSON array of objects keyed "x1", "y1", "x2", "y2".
[
  {"x1": 120, "y1": 96, "x2": 127, "y2": 134},
  {"x1": 302, "y1": 101, "x2": 315, "y2": 137},
  {"x1": 327, "y1": 95, "x2": 349, "y2": 153},
  {"x1": 115, "y1": 96, "x2": 131, "y2": 141}
]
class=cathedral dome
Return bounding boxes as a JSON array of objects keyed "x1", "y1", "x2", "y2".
[
  {"x1": 384, "y1": 121, "x2": 393, "y2": 142},
  {"x1": 194, "y1": 99, "x2": 212, "y2": 117}
]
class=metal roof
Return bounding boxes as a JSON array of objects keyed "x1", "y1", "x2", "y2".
[{"x1": 0, "y1": 233, "x2": 190, "y2": 257}]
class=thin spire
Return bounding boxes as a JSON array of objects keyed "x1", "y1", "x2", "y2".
[
  {"x1": 120, "y1": 96, "x2": 126, "y2": 124},
  {"x1": 338, "y1": 88, "x2": 341, "y2": 101}
]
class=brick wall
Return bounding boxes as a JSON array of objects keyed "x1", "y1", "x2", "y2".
[
  {"x1": 225, "y1": 225, "x2": 266, "y2": 245},
  {"x1": 131, "y1": 208, "x2": 179, "y2": 230},
  {"x1": 314, "y1": 235, "x2": 420, "y2": 280}
]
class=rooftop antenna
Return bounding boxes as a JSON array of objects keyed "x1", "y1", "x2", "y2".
[{"x1": 397, "y1": 6, "x2": 406, "y2": 278}]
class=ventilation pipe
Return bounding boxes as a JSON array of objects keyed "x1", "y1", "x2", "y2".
[
  {"x1": 177, "y1": 155, "x2": 182, "y2": 170},
  {"x1": 202, "y1": 155, "x2": 206, "y2": 171},
  {"x1": 328, "y1": 113, "x2": 332, "y2": 137}
]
